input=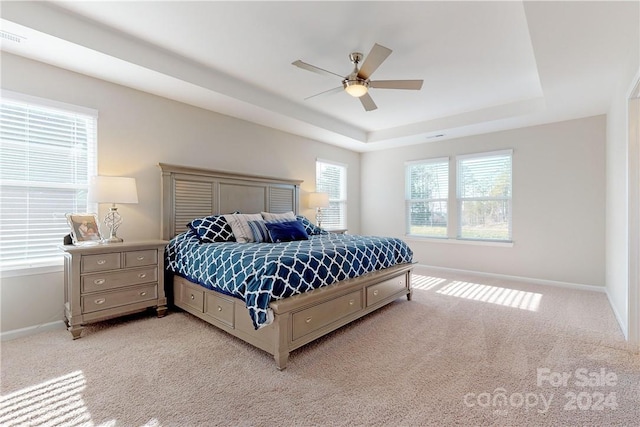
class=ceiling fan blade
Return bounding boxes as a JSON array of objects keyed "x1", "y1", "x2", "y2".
[
  {"x1": 304, "y1": 86, "x2": 344, "y2": 100},
  {"x1": 370, "y1": 80, "x2": 424, "y2": 90},
  {"x1": 359, "y1": 92, "x2": 378, "y2": 111},
  {"x1": 292, "y1": 60, "x2": 344, "y2": 79},
  {"x1": 357, "y1": 43, "x2": 392, "y2": 80}
]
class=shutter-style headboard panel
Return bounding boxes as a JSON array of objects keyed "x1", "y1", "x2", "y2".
[{"x1": 160, "y1": 163, "x2": 302, "y2": 239}]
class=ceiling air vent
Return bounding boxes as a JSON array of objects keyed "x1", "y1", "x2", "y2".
[{"x1": 0, "y1": 31, "x2": 25, "y2": 44}]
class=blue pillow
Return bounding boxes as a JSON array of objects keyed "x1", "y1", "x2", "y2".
[
  {"x1": 248, "y1": 219, "x2": 271, "y2": 243},
  {"x1": 265, "y1": 220, "x2": 309, "y2": 243},
  {"x1": 188, "y1": 215, "x2": 235, "y2": 243},
  {"x1": 296, "y1": 215, "x2": 329, "y2": 235}
]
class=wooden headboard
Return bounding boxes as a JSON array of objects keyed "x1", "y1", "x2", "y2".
[{"x1": 159, "y1": 163, "x2": 302, "y2": 240}]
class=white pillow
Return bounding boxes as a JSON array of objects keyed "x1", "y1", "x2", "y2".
[
  {"x1": 223, "y1": 213, "x2": 263, "y2": 243},
  {"x1": 261, "y1": 211, "x2": 296, "y2": 222}
]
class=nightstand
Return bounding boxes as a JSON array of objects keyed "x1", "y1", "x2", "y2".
[
  {"x1": 59, "y1": 240, "x2": 168, "y2": 339},
  {"x1": 328, "y1": 228, "x2": 348, "y2": 234}
]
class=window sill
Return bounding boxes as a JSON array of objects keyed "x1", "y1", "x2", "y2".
[
  {"x1": 405, "y1": 235, "x2": 514, "y2": 248},
  {"x1": 0, "y1": 262, "x2": 64, "y2": 278}
]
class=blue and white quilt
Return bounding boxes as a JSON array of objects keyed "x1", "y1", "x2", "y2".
[{"x1": 166, "y1": 229, "x2": 413, "y2": 329}]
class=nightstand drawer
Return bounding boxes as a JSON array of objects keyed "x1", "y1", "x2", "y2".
[
  {"x1": 124, "y1": 250, "x2": 158, "y2": 268},
  {"x1": 82, "y1": 284, "x2": 157, "y2": 313},
  {"x1": 81, "y1": 267, "x2": 158, "y2": 293},
  {"x1": 81, "y1": 253, "x2": 121, "y2": 273}
]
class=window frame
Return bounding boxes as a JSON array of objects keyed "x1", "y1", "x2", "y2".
[
  {"x1": 315, "y1": 158, "x2": 347, "y2": 230},
  {"x1": 0, "y1": 90, "x2": 98, "y2": 274}
]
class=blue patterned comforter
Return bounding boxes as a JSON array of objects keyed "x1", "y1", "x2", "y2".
[{"x1": 166, "y1": 229, "x2": 413, "y2": 329}]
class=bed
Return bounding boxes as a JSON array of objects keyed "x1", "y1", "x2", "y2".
[{"x1": 161, "y1": 163, "x2": 414, "y2": 369}]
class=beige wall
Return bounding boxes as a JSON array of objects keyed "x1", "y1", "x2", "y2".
[
  {"x1": 0, "y1": 53, "x2": 361, "y2": 333},
  {"x1": 361, "y1": 116, "x2": 606, "y2": 287}
]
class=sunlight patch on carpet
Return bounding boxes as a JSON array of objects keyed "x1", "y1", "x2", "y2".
[
  {"x1": 412, "y1": 274, "x2": 447, "y2": 290},
  {"x1": 436, "y1": 280, "x2": 542, "y2": 311},
  {"x1": 0, "y1": 370, "x2": 93, "y2": 427}
]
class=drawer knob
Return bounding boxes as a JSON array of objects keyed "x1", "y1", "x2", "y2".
[
  {"x1": 97, "y1": 260, "x2": 106, "y2": 265},
  {"x1": 95, "y1": 298, "x2": 106, "y2": 305},
  {"x1": 136, "y1": 256, "x2": 145, "y2": 261},
  {"x1": 349, "y1": 299, "x2": 355, "y2": 306},
  {"x1": 373, "y1": 290, "x2": 379, "y2": 296},
  {"x1": 94, "y1": 279, "x2": 105, "y2": 285},
  {"x1": 190, "y1": 294, "x2": 195, "y2": 300},
  {"x1": 305, "y1": 317, "x2": 312, "y2": 324},
  {"x1": 140, "y1": 291, "x2": 147, "y2": 296},
  {"x1": 217, "y1": 306, "x2": 222, "y2": 312},
  {"x1": 138, "y1": 273, "x2": 147, "y2": 279}
]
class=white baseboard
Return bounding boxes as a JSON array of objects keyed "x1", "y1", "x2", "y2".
[
  {"x1": 605, "y1": 290, "x2": 629, "y2": 340},
  {"x1": 1, "y1": 320, "x2": 66, "y2": 341},
  {"x1": 414, "y1": 264, "x2": 607, "y2": 293}
]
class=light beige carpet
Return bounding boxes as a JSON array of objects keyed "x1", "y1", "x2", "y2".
[{"x1": 1, "y1": 268, "x2": 639, "y2": 426}]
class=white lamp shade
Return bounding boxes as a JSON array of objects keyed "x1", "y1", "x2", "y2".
[
  {"x1": 89, "y1": 176, "x2": 139, "y2": 204},
  {"x1": 308, "y1": 192, "x2": 330, "y2": 208}
]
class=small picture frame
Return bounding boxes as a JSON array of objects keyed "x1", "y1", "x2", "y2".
[{"x1": 66, "y1": 213, "x2": 102, "y2": 245}]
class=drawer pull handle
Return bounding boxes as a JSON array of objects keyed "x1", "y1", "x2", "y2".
[
  {"x1": 94, "y1": 279, "x2": 105, "y2": 285},
  {"x1": 190, "y1": 294, "x2": 195, "y2": 300},
  {"x1": 349, "y1": 299, "x2": 355, "y2": 306},
  {"x1": 136, "y1": 256, "x2": 145, "y2": 261},
  {"x1": 138, "y1": 273, "x2": 147, "y2": 279},
  {"x1": 217, "y1": 306, "x2": 222, "y2": 312},
  {"x1": 95, "y1": 298, "x2": 106, "y2": 305},
  {"x1": 97, "y1": 260, "x2": 106, "y2": 265},
  {"x1": 373, "y1": 290, "x2": 379, "y2": 296},
  {"x1": 305, "y1": 317, "x2": 312, "y2": 324},
  {"x1": 140, "y1": 291, "x2": 147, "y2": 296}
]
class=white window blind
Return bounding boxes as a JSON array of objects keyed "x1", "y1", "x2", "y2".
[
  {"x1": 457, "y1": 150, "x2": 512, "y2": 241},
  {"x1": 0, "y1": 92, "x2": 97, "y2": 270},
  {"x1": 405, "y1": 158, "x2": 449, "y2": 237},
  {"x1": 316, "y1": 159, "x2": 347, "y2": 229}
]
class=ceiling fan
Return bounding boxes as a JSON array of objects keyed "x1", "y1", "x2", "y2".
[{"x1": 292, "y1": 43, "x2": 423, "y2": 112}]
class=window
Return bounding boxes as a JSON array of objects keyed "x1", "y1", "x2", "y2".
[
  {"x1": 315, "y1": 159, "x2": 347, "y2": 229},
  {"x1": 457, "y1": 150, "x2": 512, "y2": 241},
  {"x1": 404, "y1": 150, "x2": 513, "y2": 243},
  {"x1": 0, "y1": 91, "x2": 97, "y2": 270},
  {"x1": 405, "y1": 158, "x2": 448, "y2": 237}
]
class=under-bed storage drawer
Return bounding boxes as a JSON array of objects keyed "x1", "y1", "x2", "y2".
[
  {"x1": 204, "y1": 293, "x2": 235, "y2": 327},
  {"x1": 292, "y1": 290, "x2": 362, "y2": 341},
  {"x1": 179, "y1": 283, "x2": 205, "y2": 313},
  {"x1": 366, "y1": 275, "x2": 407, "y2": 307}
]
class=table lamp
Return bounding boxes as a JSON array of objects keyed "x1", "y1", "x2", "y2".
[
  {"x1": 89, "y1": 176, "x2": 139, "y2": 243},
  {"x1": 308, "y1": 192, "x2": 330, "y2": 227}
]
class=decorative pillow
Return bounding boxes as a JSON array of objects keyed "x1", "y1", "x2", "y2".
[
  {"x1": 224, "y1": 213, "x2": 263, "y2": 243},
  {"x1": 188, "y1": 215, "x2": 235, "y2": 243},
  {"x1": 248, "y1": 220, "x2": 271, "y2": 243},
  {"x1": 296, "y1": 215, "x2": 329, "y2": 236},
  {"x1": 261, "y1": 211, "x2": 296, "y2": 222},
  {"x1": 265, "y1": 220, "x2": 309, "y2": 243}
]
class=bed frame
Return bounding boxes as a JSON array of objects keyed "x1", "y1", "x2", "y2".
[{"x1": 160, "y1": 163, "x2": 413, "y2": 369}]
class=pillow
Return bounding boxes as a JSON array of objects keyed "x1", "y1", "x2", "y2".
[
  {"x1": 296, "y1": 215, "x2": 329, "y2": 236},
  {"x1": 224, "y1": 213, "x2": 263, "y2": 243},
  {"x1": 248, "y1": 219, "x2": 271, "y2": 243},
  {"x1": 188, "y1": 215, "x2": 235, "y2": 243},
  {"x1": 265, "y1": 220, "x2": 309, "y2": 243},
  {"x1": 261, "y1": 211, "x2": 296, "y2": 222}
]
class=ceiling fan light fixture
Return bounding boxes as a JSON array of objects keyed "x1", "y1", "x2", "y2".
[{"x1": 343, "y1": 79, "x2": 369, "y2": 98}]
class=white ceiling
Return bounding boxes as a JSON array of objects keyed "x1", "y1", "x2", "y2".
[{"x1": 1, "y1": 1, "x2": 638, "y2": 152}]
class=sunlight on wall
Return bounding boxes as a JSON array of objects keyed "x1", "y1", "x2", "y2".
[{"x1": 436, "y1": 280, "x2": 542, "y2": 311}]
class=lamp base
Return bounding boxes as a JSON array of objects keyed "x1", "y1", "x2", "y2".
[{"x1": 102, "y1": 235, "x2": 124, "y2": 244}]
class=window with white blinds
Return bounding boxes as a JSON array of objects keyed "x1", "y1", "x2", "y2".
[
  {"x1": 315, "y1": 159, "x2": 347, "y2": 230},
  {"x1": 405, "y1": 158, "x2": 449, "y2": 237},
  {"x1": 0, "y1": 91, "x2": 97, "y2": 270},
  {"x1": 457, "y1": 150, "x2": 512, "y2": 241}
]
